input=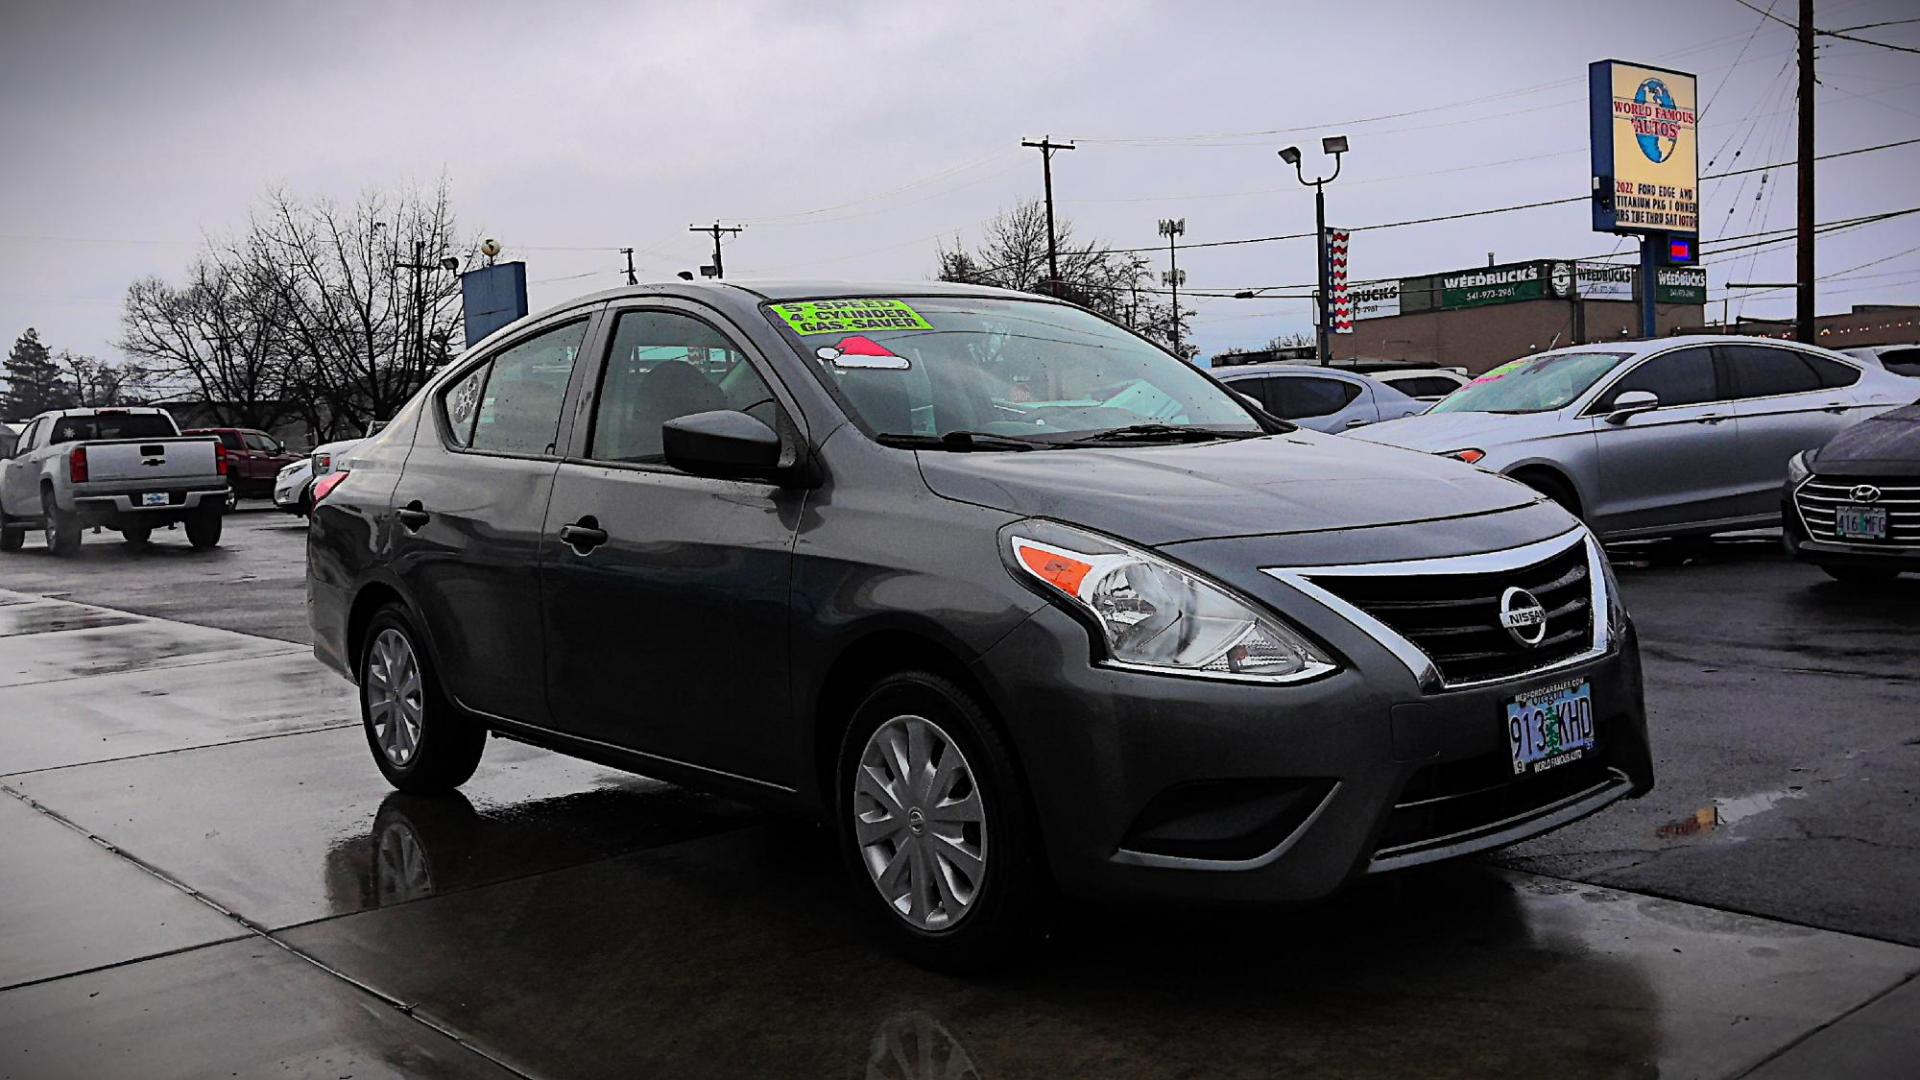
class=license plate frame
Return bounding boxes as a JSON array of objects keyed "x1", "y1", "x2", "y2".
[
  {"x1": 141, "y1": 492, "x2": 169, "y2": 508},
  {"x1": 1835, "y1": 504, "x2": 1888, "y2": 541},
  {"x1": 1505, "y1": 678, "x2": 1595, "y2": 776}
]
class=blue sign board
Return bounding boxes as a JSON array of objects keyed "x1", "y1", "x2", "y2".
[{"x1": 460, "y1": 262, "x2": 529, "y2": 347}]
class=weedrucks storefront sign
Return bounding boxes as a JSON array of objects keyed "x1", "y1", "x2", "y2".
[
  {"x1": 1574, "y1": 262, "x2": 1636, "y2": 301},
  {"x1": 1656, "y1": 267, "x2": 1707, "y2": 304},
  {"x1": 1349, "y1": 279, "x2": 1401, "y2": 321},
  {"x1": 1440, "y1": 263, "x2": 1544, "y2": 309}
]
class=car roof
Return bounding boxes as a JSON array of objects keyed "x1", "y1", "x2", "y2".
[
  {"x1": 527, "y1": 278, "x2": 1036, "y2": 319},
  {"x1": 1215, "y1": 363, "x2": 1375, "y2": 380}
]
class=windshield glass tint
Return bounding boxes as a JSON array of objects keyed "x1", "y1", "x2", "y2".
[
  {"x1": 1427, "y1": 351, "x2": 1631, "y2": 414},
  {"x1": 766, "y1": 296, "x2": 1259, "y2": 439}
]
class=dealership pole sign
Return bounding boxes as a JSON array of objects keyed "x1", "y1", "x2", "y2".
[
  {"x1": 1328, "y1": 229, "x2": 1353, "y2": 333},
  {"x1": 1589, "y1": 60, "x2": 1699, "y2": 235}
]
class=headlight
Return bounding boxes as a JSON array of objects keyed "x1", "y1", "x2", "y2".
[
  {"x1": 1439, "y1": 448, "x2": 1486, "y2": 465},
  {"x1": 1587, "y1": 530, "x2": 1627, "y2": 649},
  {"x1": 1003, "y1": 520, "x2": 1336, "y2": 683},
  {"x1": 1785, "y1": 449, "x2": 1813, "y2": 486}
]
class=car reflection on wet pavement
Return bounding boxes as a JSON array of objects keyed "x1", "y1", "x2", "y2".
[{"x1": 3, "y1": 522, "x2": 1919, "y2": 1078}]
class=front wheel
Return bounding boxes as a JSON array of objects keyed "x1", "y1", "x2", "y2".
[
  {"x1": 41, "y1": 491, "x2": 80, "y2": 557},
  {"x1": 837, "y1": 671, "x2": 1048, "y2": 971},
  {"x1": 358, "y1": 605, "x2": 485, "y2": 794},
  {"x1": 184, "y1": 507, "x2": 222, "y2": 549}
]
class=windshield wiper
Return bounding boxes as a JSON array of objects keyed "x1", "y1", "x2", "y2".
[
  {"x1": 874, "y1": 431, "x2": 1055, "y2": 452},
  {"x1": 1063, "y1": 423, "x2": 1265, "y2": 444}
]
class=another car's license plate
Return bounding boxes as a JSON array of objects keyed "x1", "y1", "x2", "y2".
[
  {"x1": 1835, "y1": 505, "x2": 1888, "y2": 540},
  {"x1": 1506, "y1": 678, "x2": 1595, "y2": 776},
  {"x1": 141, "y1": 492, "x2": 168, "y2": 507}
]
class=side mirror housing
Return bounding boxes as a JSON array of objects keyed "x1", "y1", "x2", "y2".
[
  {"x1": 1605, "y1": 389, "x2": 1660, "y2": 425},
  {"x1": 663, "y1": 410, "x2": 786, "y2": 482}
]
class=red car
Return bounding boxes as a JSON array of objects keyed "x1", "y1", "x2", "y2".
[{"x1": 183, "y1": 427, "x2": 302, "y2": 500}]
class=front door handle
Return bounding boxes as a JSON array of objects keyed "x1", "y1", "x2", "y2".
[
  {"x1": 396, "y1": 502, "x2": 430, "y2": 529},
  {"x1": 1345, "y1": 417, "x2": 1370, "y2": 428},
  {"x1": 559, "y1": 517, "x2": 609, "y2": 555},
  {"x1": 1695, "y1": 413, "x2": 1728, "y2": 425},
  {"x1": 1822, "y1": 401, "x2": 1849, "y2": 413}
]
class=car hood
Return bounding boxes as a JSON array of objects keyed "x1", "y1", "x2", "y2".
[
  {"x1": 1346, "y1": 410, "x2": 1550, "y2": 453},
  {"x1": 915, "y1": 430, "x2": 1538, "y2": 546},
  {"x1": 1814, "y1": 400, "x2": 1920, "y2": 469}
]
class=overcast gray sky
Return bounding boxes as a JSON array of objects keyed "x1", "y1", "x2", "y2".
[{"x1": 3, "y1": 0, "x2": 1917, "y2": 365}]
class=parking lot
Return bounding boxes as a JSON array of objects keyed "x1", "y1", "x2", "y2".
[{"x1": 2, "y1": 510, "x2": 1916, "y2": 1079}]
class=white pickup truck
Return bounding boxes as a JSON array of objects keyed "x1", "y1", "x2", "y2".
[{"x1": 0, "y1": 407, "x2": 231, "y2": 556}]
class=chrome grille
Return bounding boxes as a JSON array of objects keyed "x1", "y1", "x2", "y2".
[
  {"x1": 1794, "y1": 476, "x2": 1920, "y2": 548},
  {"x1": 1298, "y1": 535, "x2": 1597, "y2": 688}
]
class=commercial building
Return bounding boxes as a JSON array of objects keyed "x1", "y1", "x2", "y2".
[
  {"x1": 1683, "y1": 304, "x2": 1920, "y2": 351},
  {"x1": 1332, "y1": 259, "x2": 1706, "y2": 374}
]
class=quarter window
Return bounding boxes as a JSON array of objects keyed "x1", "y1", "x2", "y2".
[
  {"x1": 1877, "y1": 347, "x2": 1920, "y2": 377},
  {"x1": 588, "y1": 310, "x2": 777, "y2": 464},
  {"x1": 1805, "y1": 353, "x2": 1861, "y2": 388},
  {"x1": 1721, "y1": 345, "x2": 1824, "y2": 399},
  {"x1": 444, "y1": 319, "x2": 588, "y2": 455},
  {"x1": 1597, "y1": 348, "x2": 1719, "y2": 410}
]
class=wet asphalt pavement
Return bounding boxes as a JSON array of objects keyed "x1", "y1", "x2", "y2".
[{"x1": 1, "y1": 514, "x2": 1916, "y2": 1078}]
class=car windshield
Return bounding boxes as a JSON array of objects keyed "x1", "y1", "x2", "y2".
[
  {"x1": 765, "y1": 296, "x2": 1262, "y2": 443},
  {"x1": 1427, "y1": 351, "x2": 1632, "y2": 414},
  {"x1": 48, "y1": 413, "x2": 178, "y2": 442}
]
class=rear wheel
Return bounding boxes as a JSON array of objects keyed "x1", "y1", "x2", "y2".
[
  {"x1": 0, "y1": 505, "x2": 21, "y2": 553},
  {"x1": 41, "y1": 491, "x2": 80, "y2": 557},
  {"x1": 184, "y1": 507, "x2": 222, "y2": 549},
  {"x1": 837, "y1": 671, "x2": 1048, "y2": 971},
  {"x1": 121, "y1": 525, "x2": 152, "y2": 546},
  {"x1": 1821, "y1": 564, "x2": 1900, "y2": 585},
  {"x1": 358, "y1": 605, "x2": 485, "y2": 794}
]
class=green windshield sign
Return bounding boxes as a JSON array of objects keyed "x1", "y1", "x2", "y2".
[{"x1": 770, "y1": 299, "x2": 933, "y2": 336}]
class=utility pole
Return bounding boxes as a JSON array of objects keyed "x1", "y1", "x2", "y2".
[
  {"x1": 621, "y1": 247, "x2": 637, "y2": 286},
  {"x1": 1021, "y1": 136, "x2": 1075, "y2": 293},
  {"x1": 1158, "y1": 219, "x2": 1186, "y2": 359},
  {"x1": 1796, "y1": 0, "x2": 1816, "y2": 343},
  {"x1": 689, "y1": 222, "x2": 744, "y2": 279},
  {"x1": 394, "y1": 239, "x2": 436, "y2": 375}
]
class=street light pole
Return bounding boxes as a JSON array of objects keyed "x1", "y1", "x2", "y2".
[{"x1": 1279, "y1": 136, "x2": 1349, "y2": 366}]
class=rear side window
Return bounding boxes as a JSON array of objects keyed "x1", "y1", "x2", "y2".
[
  {"x1": 1597, "y1": 348, "x2": 1719, "y2": 410},
  {"x1": 1266, "y1": 377, "x2": 1361, "y2": 419},
  {"x1": 589, "y1": 309, "x2": 775, "y2": 464},
  {"x1": 444, "y1": 319, "x2": 589, "y2": 455},
  {"x1": 1877, "y1": 348, "x2": 1920, "y2": 377},
  {"x1": 1392, "y1": 376, "x2": 1461, "y2": 399},
  {"x1": 1721, "y1": 345, "x2": 1824, "y2": 399},
  {"x1": 1806, "y1": 353, "x2": 1860, "y2": 388},
  {"x1": 217, "y1": 431, "x2": 245, "y2": 451}
]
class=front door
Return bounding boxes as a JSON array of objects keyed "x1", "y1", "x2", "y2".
[
  {"x1": 1587, "y1": 345, "x2": 1746, "y2": 534},
  {"x1": 387, "y1": 313, "x2": 595, "y2": 727},
  {"x1": 541, "y1": 304, "x2": 804, "y2": 787}
]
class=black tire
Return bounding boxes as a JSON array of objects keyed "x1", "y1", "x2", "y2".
[
  {"x1": 1821, "y1": 564, "x2": 1899, "y2": 585},
  {"x1": 121, "y1": 525, "x2": 152, "y2": 546},
  {"x1": 1516, "y1": 471, "x2": 1581, "y2": 519},
  {"x1": 357, "y1": 604, "x2": 485, "y2": 794},
  {"x1": 184, "y1": 507, "x2": 223, "y2": 549},
  {"x1": 41, "y1": 490, "x2": 80, "y2": 557},
  {"x1": 835, "y1": 671, "x2": 1049, "y2": 972},
  {"x1": 297, "y1": 483, "x2": 314, "y2": 518},
  {"x1": 0, "y1": 505, "x2": 21, "y2": 553}
]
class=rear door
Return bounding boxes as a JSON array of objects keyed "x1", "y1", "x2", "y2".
[
  {"x1": 387, "y1": 311, "x2": 598, "y2": 727},
  {"x1": 540, "y1": 301, "x2": 806, "y2": 786},
  {"x1": 1263, "y1": 375, "x2": 1366, "y2": 432},
  {"x1": 1716, "y1": 343, "x2": 1862, "y2": 517},
  {"x1": 1584, "y1": 345, "x2": 1744, "y2": 534}
]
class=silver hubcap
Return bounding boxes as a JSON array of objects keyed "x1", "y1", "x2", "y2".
[
  {"x1": 365, "y1": 628, "x2": 425, "y2": 766},
  {"x1": 854, "y1": 714, "x2": 986, "y2": 931}
]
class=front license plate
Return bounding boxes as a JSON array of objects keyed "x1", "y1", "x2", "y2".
[
  {"x1": 1506, "y1": 678, "x2": 1595, "y2": 776},
  {"x1": 1835, "y1": 505, "x2": 1888, "y2": 540},
  {"x1": 141, "y1": 492, "x2": 168, "y2": 507}
]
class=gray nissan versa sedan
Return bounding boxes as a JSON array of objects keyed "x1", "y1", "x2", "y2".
[{"x1": 307, "y1": 281, "x2": 1651, "y2": 968}]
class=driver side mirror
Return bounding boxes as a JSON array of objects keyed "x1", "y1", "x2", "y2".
[
  {"x1": 663, "y1": 410, "x2": 787, "y2": 483},
  {"x1": 1605, "y1": 389, "x2": 1660, "y2": 425}
]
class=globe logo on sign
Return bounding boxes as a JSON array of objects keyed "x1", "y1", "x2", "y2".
[{"x1": 1634, "y1": 78, "x2": 1679, "y2": 163}]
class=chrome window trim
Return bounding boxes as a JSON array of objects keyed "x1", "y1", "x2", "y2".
[{"x1": 1261, "y1": 527, "x2": 1610, "y2": 692}]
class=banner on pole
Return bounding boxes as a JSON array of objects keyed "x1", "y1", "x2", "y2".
[{"x1": 1328, "y1": 229, "x2": 1353, "y2": 334}]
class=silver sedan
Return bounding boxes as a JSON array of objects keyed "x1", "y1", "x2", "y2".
[
  {"x1": 1350, "y1": 334, "x2": 1918, "y2": 540},
  {"x1": 1214, "y1": 364, "x2": 1427, "y2": 433}
]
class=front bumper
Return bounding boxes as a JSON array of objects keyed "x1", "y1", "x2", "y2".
[
  {"x1": 971, "y1": 602, "x2": 1650, "y2": 905},
  {"x1": 1782, "y1": 496, "x2": 1920, "y2": 570}
]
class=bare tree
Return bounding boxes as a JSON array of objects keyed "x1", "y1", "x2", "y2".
[
  {"x1": 58, "y1": 350, "x2": 152, "y2": 407},
  {"x1": 120, "y1": 256, "x2": 295, "y2": 428},
  {"x1": 937, "y1": 200, "x2": 1194, "y2": 357}
]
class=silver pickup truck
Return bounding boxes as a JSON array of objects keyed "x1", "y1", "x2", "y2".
[{"x1": 0, "y1": 407, "x2": 231, "y2": 556}]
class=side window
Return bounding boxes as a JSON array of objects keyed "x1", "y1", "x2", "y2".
[
  {"x1": 588, "y1": 310, "x2": 776, "y2": 464},
  {"x1": 1722, "y1": 345, "x2": 1824, "y2": 399},
  {"x1": 462, "y1": 319, "x2": 589, "y2": 456},
  {"x1": 1269, "y1": 377, "x2": 1361, "y2": 419},
  {"x1": 1804, "y1": 353, "x2": 1860, "y2": 389},
  {"x1": 1877, "y1": 348, "x2": 1920, "y2": 377},
  {"x1": 442, "y1": 364, "x2": 487, "y2": 448},
  {"x1": 1396, "y1": 377, "x2": 1458, "y2": 399},
  {"x1": 217, "y1": 431, "x2": 245, "y2": 451},
  {"x1": 1597, "y1": 348, "x2": 1719, "y2": 410},
  {"x1": 242, "y1": 431, "x2": 279, "y2": 453},
  {"x1": 1221, "y1": 377, "x2": 1268, "y2": 411},
  {"x1": 18, "y1": 419, "x2": 42, "y2": 452}
]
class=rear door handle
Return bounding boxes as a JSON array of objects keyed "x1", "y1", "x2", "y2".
[
  {"x1": 1822, "y1": 401, "x2": 1849, "y2": 413},
  {"x1": 396, "y1": 502, "x2": 430, "y2": 530},
  {"x1": 1695, "y1": 413, "x2": 1728, "y2": 425},
  {"x1": 559, "y1": 517, "x2": 608, "y2": 555},
  {"x1": 1345, "y1": 417, "x2": 1370, "y2": 428}
]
